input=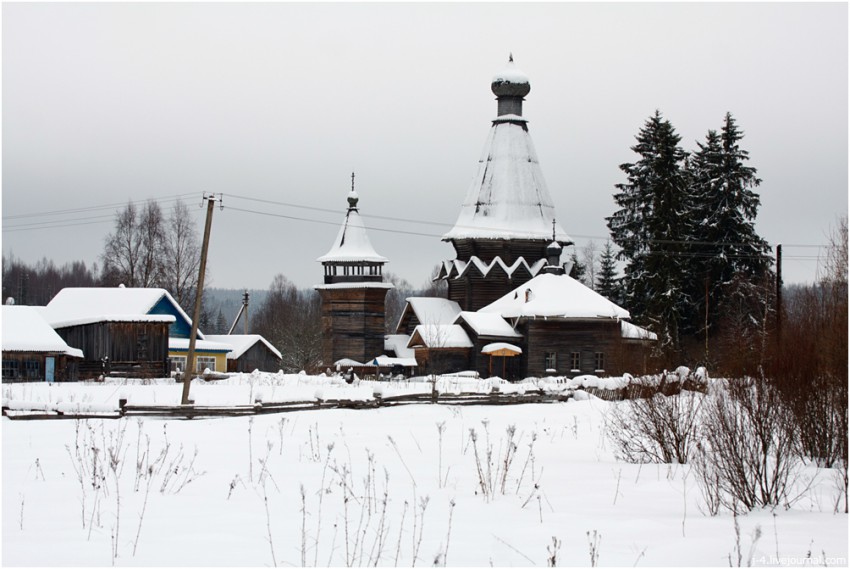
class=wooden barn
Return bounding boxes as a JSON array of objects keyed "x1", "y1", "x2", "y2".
[
  {"x1": 2, "y1": 305, "x2": 83, "y2": 382},
  {"x1": 205, "y1": 334, "x2": 282, "y2": 372},
  {"x1": 42, "y1": 286, "x2": 220, "y2": 379}
]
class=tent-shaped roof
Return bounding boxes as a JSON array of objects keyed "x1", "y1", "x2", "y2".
[
  {"x1": 317, "y1": 189, "x2": 388, "y2": 264},
  {"x1": 2, "y1": 306, "x2": 84, "y2": 358},
  {"x1": 205, "y1": 334, "x2": 283, "y2": 360},
  {"x1": 43, "y1": 287, "x2": 195, "y2": 335},
  {"x1": 478, "y1": 273, "x2": 630, "y2": 320},
  {"x1": 442, "y1": 62, "x2": 571, "y2": 244}
]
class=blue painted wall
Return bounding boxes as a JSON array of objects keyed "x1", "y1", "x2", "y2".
[{"x1": 149, "y1": 296, "x2": 194, "y2": 338}]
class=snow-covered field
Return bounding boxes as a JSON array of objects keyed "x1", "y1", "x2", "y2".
[{"x1": 2, "y1": 373, "x2": 847, "y2": 567}]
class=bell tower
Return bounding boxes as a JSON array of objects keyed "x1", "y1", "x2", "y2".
[{"x1": 315, "y1": 175, "x2": 393, "y2": 367}]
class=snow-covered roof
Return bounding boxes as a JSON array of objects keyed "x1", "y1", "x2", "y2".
[
  {"x1": 317, "y1": 190, "x2": 388, "y2": 263},
  {"x1": 369, "y1": 355, "x2": 418, "y2": 367},
  {"x1": 481, "y1": 342, "x2": 522, "y2": 355},
  {"x1": 2, "y1": 306, "x2": 84, "y2": 358},
  {"x1": 334, "y1": 358, "x2": 364, "y2": 367},
  {"x1": 455, "y1": 312, "x2": 522, "y2": 338},
  {"x1": 620, "y1": 321, "x2": 658, "y2": 341},
  {"x1": 205, "y1": 334, "x2": 283, "y2": 360},
  {"x1": 478, "y1": 273, "x2": 631, "y2": 320},
  {"x1": 168, "y1": 338, "x2": 233, "y2": 353},
  {"x1": 315, "y1": 282, "x2": 394, "y2": 290},
  {"x1": 408, "y1": 324, "x2": 473, "y2": 349},
  {"x1": 384, "y1": 334, "x2": 415, "y2": 359},
  {"x1": 43, "y1": 287, "x2": 194, "y2": 334},
  {"x1": 442, "y1": 118, "x2": 571, "y2": 243},
  {"x1": 405, "y1": 297, "x2": 462, "y2": 326}
]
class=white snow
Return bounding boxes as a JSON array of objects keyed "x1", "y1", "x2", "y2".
[
  {"x1": 205, "y1": 334, "x2": 283, "y2": 360},
  {"x1": 43, "y1": 287, "x2": 192, "y2": 332},
  {"x1": 455, "y1": 311, "x2": 522, "y2": 338},
  {"x1": 2, "y1": 374, "x2": 846, "y2": 567},
  {"x1": 167, "y1": 338, "x2": 233, "y2": 353},
  {"x1": 314, "y1": 282, "x2": 394, "y2": 290},
  {"x1": 442, "y1": 120, "x2": 571, "y2": 243},
  {"x1": 408, "y1": 324, "x2": 473, "y2": 348},
  {"x1": 368, "y1": 355, "x2": 418, "y2": 367},
  {"x1": 479, "y1": 272, "x2": 631, "y2": 320},
  {"x1": 404, "y1": 297, "x2": 462, "y2": 326},
  {"x1": 383, "y1": 334, "x2": 415, "y2": 359},
  {"x1": 1, "y1": 306, "x2": 84, "y2": 358},
  {"x1": 480, "y1": 342, "x2": 522, "y2": 354},
  {"x1": 620, "y1": 320, "x2": 658, "y2": 341},
  {"x1": 317, "y1": 195, "x2": 388, "y2": 263}
]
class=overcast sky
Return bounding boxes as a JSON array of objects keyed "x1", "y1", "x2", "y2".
[{"x1": 3, "y1": 2, "x2": 847, "y2": 292}]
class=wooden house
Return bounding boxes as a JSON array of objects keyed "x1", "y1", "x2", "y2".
[
  {"x1": 2, "y1": 305, "x2": 83, "y2": 382},
  {"x1": 43, "y1": 286, "x2": 225, "y2": 379},
  {"x1": 205, "y1": 334, "x2": 282, "y2": 373},
  {"x1": 407, "y1": 324, "x2": 474, "y2": 376}
]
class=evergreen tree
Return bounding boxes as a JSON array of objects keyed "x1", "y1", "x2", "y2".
[
  {"x1": 688, "y1": 113, "x2": 771, "y2": 342},
  {"x1": 568, "y1": 251, "x2": 586, "y2": 284},
  {"x1": 606, "y1": 110, "x2": 691, "y2": 355},
  {"x1": 595, "y1": 240, "x2": 620, "y2": 303}
]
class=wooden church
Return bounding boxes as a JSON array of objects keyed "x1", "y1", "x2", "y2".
[
  {"x1": 406, "y1": 57, "x2": 655, "y2": 378},
  {"x1": 318, "y1": 58, "x2": 655, "y2": 378}
]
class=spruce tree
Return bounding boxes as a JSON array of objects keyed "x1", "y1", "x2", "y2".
[
  {"x1": 688, "y1": 113, "x2": 771, "y2": 341},
  {"x1": 568, "y1": 251, "x2": 586, "y2": 284},
  {"x1": 596, "y1": 240, "x2": 620, "y2": 303},
  {"x1": 606, "y1": 110, "x2": 691, "y2": 355}
]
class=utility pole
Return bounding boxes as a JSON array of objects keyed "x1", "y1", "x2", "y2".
[
  {"x1": 181, "y1": 194, "x2": 219, "y2": 405},
  {"x1": 775, "y1": 243, "x2": 783, "y2": 343},
  {"x1": 243, "y1": 290, "x2": 249, "y2": 334}
]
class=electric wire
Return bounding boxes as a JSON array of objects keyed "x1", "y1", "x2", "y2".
[{"x1": 1, "y1": 190, "x2": 831, "y2": 257}]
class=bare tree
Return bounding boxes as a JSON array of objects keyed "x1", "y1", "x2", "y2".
[
  {"x1": 102, "y1": 200, "x2": 166, "y2": 288},
  {"x1": 137, "y1": 201, "x2": 166, "y2": 287},
  {"x1": 253, "y1": 275, "x2": 322, "y2": 373},
  {"x1": 161, "y1": 200, "x2": 202, "y2": 311},
  {"x1": 582, "y1": 241, "x2": 599, "y2": 290},
  {"x1": 102, "y1": 201, "x2": 143, "y2": 286},
  {"x1": 384, "y1": 272, "x2": 415, "y2": 333}
]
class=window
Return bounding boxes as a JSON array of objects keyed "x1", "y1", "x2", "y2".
[
  {"x1": 2, "y1": 360, "x2": 19, "y2": 380},
  {"x1": 595, "y1": 352, "x2": 605, "y2": 372},
  {"x1": 570, "y1": 352, "x2": 581, "y2": 372},
  {"x1": 169, "y1": 356, "x2": 187, "y2": 373},
  {"x1": 196, "y1": 356, "x2": 216, "y2": 372},
  {"x1": 24, "y1": 359, "x2": 41, "y2": 380},
  {"x1": 544, "y1": 352, "x2": 557, "y2": 371}
]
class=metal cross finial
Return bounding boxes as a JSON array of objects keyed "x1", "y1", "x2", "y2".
[
  {"x1": 351, "y1": 172, "x2": 355, "y2": 192},
  {"x1": 552, "y1": 219, "x2": 556, "y2": 241},
  {"x1": 509, "y1": 53, "x2": 514, "y2": 63}
]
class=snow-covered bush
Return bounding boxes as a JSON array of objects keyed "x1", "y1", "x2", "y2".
[
  {"x1": 693, "y1": 377, "x2": 802, "y2": 513},
  {"x1": 607, "y1": 389, "x2": 703, "y2": 464}
]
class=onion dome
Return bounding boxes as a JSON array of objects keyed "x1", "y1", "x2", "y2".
[{"x1": 491, "y1": 54, "x2": 531, "y2": 99}]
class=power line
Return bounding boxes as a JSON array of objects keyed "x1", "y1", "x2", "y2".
[
  {"x1": 1, "y1": 189, "x2": 832, "y2": 253},
  {"x1": 1, "y1": 193, "x2": 199, "y2": 221}
]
